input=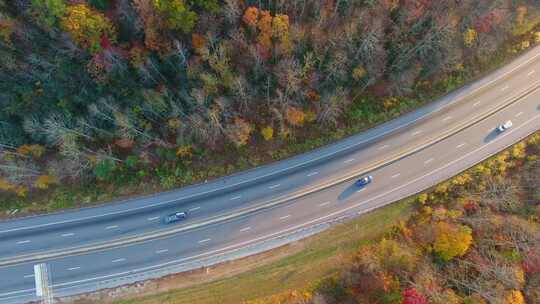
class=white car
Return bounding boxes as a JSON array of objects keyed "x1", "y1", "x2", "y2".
[{"x1": 497, "y1": 120, "x2": 513, "y2": 133}]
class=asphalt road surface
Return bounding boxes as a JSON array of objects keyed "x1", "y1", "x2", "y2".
[{"x1": 1, "y1": 45, "x2": 540, "y2": 303}]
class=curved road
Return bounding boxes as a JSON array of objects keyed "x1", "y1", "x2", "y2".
[{"x1": 1, "y1": 45, "x2": 540, "y2": 302}]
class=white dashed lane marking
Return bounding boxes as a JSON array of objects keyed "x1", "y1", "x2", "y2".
[
  {"x1": 230, "y1": 195, "x2": 242, "y2": 201},
  {"x1": 391, "y1": 173, "x2": 401, "y2": 178},
  {"x1": 307, "y1": 171, "x2": 319, "y2": 177},
  {"x1": 319, "y1": 201, "x2": 331, "y2": 207},
  {"x1": 268, "y1": 184, "x2": 281, "y2": 189},
  {"x1": 155, "y1": 249, "x2": 169, "y2": 254},
  {"x1": 442, "y1": 116, "x2": 453, "y2": 122},
  {"x1": 240, "y1": 227, "x2": 251, "y2": 232},
  {"x1": 424, "y1": 158, "x2": 434, "y2": 165},
  {"x1": 500, "y1": 85, "x2": 509, "y2": 92},
  {"x1": 23, "y1": 274, "x2": 34, "y2": 278},
  {"x1": 343, "y1": 158, "x2": 355, "y2": 164},
  {"x1": 456, "y1": 143, "x2": 466, "y2": 149},
  {"x1": 280, "y1": 215, "x2": 291, "y2": 220},
  {"x1": 528, "y1": 70, "x2": 536, "y2": 76},
  {"x1": 111, "y1": 258, "x2": 126, "y2": 263},
  {"x1": 515, "y1": 112, "x2": 524, "y2": 117},
  {"x1": 105, "y1": 225, "x2": 118, "y2": 230},
  {"x1": 378, "y1": 144, "x2": 390, "y2": 150},
  {"x1": 411, "y1": 130, "x2": 422, "y2": 136},
  {"x1": 147, "y1": 217, "x2": 159, "y2": 221},
  {"x1": 16, "y1": 240, "x2": 30, "y2": 244},
  {"x1": 189, "y1": 207, "x2": 201, "y2": 212},
  {"x1": 67, "y1": 267, "x2": 81, "y2": 271},
  {"x1": 61, "y1": 233, "x2": 75, "y2": 237},
  {"x1": 198, "y1": 238, "x2": 211, "y2": 244},
  {"x1": 473, "y1": 101, "x2": 481, "y2": 107}
]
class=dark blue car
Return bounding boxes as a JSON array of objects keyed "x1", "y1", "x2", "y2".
[
  {"x1": 163, "y1": 211, "x2": 188, "y2": 224},
  {"x1": 355, "y1": 175, "x2": 373, "y2": 188}
]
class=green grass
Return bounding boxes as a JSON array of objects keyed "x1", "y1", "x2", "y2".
[{"x1": 109, "y1": 199, "x2": 413, "y2": 304}]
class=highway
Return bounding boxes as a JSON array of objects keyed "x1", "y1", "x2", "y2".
[{"x1": 0, "y1": 44, "x2": 539, "y2": 303}]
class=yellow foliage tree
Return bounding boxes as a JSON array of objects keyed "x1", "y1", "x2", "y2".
[
  {"x1": 433, "y1": 222, "x2": 473, "y2": 262},
  {"x1": 0, "y1": 178, "x2": 15, "y2": 191},
  {"x1": 34, "y1": 175, "x2": 58, "y2": 190},
  {"x1": 16, "y1": 144, "x2": 45, "y2": 158},
  {"x1": 15, "y1": 185, "x2": 28, "y2": 197},
  {"x1": 505, "y1": 290, "x2": 525, "y2": 304},
  {"x1": 260, "y1": 126, "x2": 274, "y2": 141},
  {"x1": 61, "y1": 4, "x2": 116, "y2": 51},
  {"x1": 176, "y1": 145, "x2": 193, "y2": 158},
  {"x1": 463, "y1": 28, "x2": 477, "y2": 47},
  {"x1": 272, "y1": 14, "x2": 290, "y2": 50}
]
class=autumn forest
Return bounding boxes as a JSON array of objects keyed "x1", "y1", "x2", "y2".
[{"x1": 1, "y1": 0, "x2": 539, "y2": 211}]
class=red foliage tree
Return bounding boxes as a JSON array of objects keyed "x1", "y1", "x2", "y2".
[{"x1": 402, "y1": 288, "x2": 427, "y2": 304}]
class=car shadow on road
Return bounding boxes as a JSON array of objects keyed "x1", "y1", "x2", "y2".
[
  {"x1": 484, "y1": 128, "x2": 498, "y2": 143},
  {"x1": 338, "y1": 184, "x2": 359, "y2": 201}
]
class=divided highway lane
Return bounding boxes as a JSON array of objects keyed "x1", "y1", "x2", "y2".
[
  {"x1": 1, "y1": 73, "x2": 539, "y2": 304},
  {"x1": 2, "y1": 45, "x2": 540, "y2": 260}
]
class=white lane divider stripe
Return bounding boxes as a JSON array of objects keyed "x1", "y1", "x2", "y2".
[
  {"x1": 424, "y1": 158, "x2": 434, "y2": 164},
  {"x1": 23, "y1": 274, "x2": 34, "y2": 278},
  {"x1": 280, "y1": 215, "x2": 291, "y2": 220},
  {"x1": 343, "y1": 158, "x2": 355, "y2": 164},
  {"x1": 105, "y1": 225, "x2": 118, "y2": 230},
  {"x1": 378, "y1": 144, "x2": 390, "y2": 150},
  {"x1": 111, "y1": 258, "x2": 126, "y2": 263},
  {"x1": 268, "y1": 184, "x2": 281, "y2": 189},
  {"x1": 240, "y1": 227, "x2": 251, "y2": 232},
  {"x1": 357, "y1": 188, "x2": 366, "y2": 193},
  {"x1": 198, "y1": 238, "x2": 211, "y2": 244},
  {"x1": 473, "y1": 101, "x2": 481, "y2": 107},
  {"x1": 456, "y1": 143, "x2": 466, "y2": 149},
  {"x1": 528, "y1": 70, "x2": 536, "y2": 76},
  {"x1": 67, "y1": 267, "x2": 81, "y2": 271},
  {"x1": 61, "y1": 233, "x2": 75, "y2": 237},
  {"x1": 16, "y1": 240, "x2": 30, "y2": 244},
  {"x1": 307, "y1": 171, "x2": 319, "y2": 177},
  {"x1": 319, "y1": 201, "x2": 331, "y2": 207},
  {"x1": 230, "y1": 195, "x2": 242, "y2": 201},
  {"x1": 411, "y1": 130, "x2": 422, "y2": 136},
  {"x1": 442, "y1": 116, "x2": 453, "y2": 122},
  {"x1": 189, "y1": 207, "x2": 201, "y2": 212},
  {"x1": 500, "y1": 85, "x2": 509, "y2": 92},
  {"x1": 515, "y1": 112, "x2": 524, "y2": 117},
  {"x1": 391, "y1": 173, "x2": 401, "y2": 178},
  {"x1": 155, "y1": 249, "x2": 169, "y2": 254},
  {"x1": 147, "y1": 217, "x2": 159, "y2": 221}
]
